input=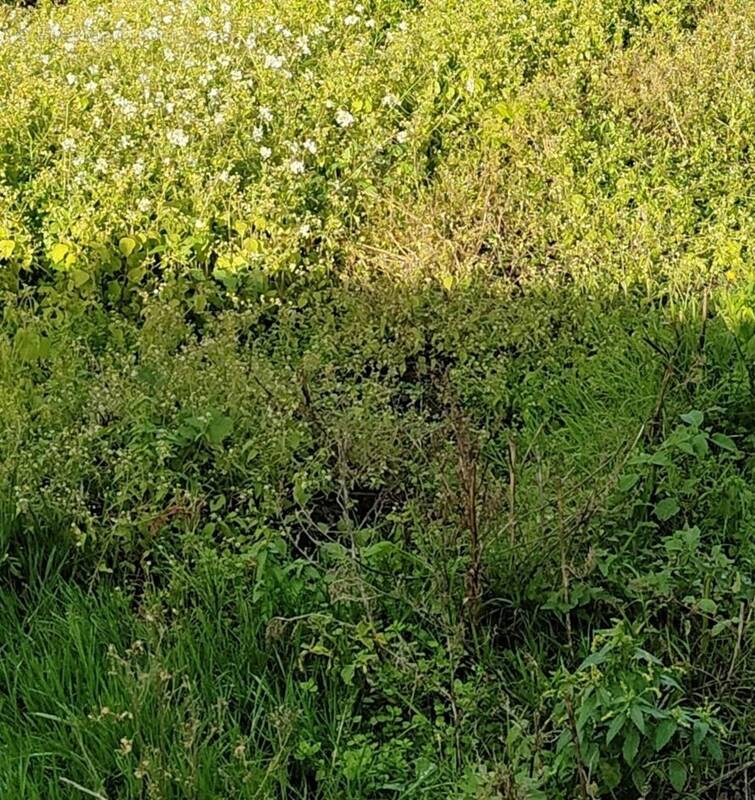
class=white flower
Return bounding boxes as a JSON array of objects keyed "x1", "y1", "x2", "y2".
[
  {"x1": 344, "y1": 14, "x2": 359, "y2": 26},
  {"x1": 66, "y1": 73, "x2": 77, "y2": 86},
  {"x1": 381, "y1": 93, "x2": 399, "y2": 108},
  {"x1": 259, "y1": 106, "x2": 273, "y2": 123},
  {"x1": 288, "y1": 159, "x2": 305, "y2": 174},
  {"x1": 132, "y1": 159, "x2": 145, "y2": 176},
  {"x1": 138, "y1": 198, "x2": 151, "y2": 212},
  {"x1": 231, "y1": 69, "x2": 243, "y2": 82},
  {"x1": 252, "y1": 126, "x2": 263, "y2": 141},
  {"x1": 214, "y1": 112, "x2": 225, "y2": 126},
  {"x1": 61, "y1": 137, "x2": 76, "y2": 152},
  {"x1": 298, "y1": 223, "x2": 311, "y2": 236},
  {"x1": 168, "y1": 128, "x2": 189, "y2": 147},
  {"x1": 95, "y1": 157, "x2": 108, "y2": 173},
  {"x1": 303, "y1": 139, "x2": 317, "y2": 154},
  {"x1": 396, "y1": 129, "x2": 408, "y2": 144},
  {"x1": 264, "y1": 54, "x2": 284, "y2": 70},
  {"x1": 335, "y1": 109, "x2": 354, "y2": 128},
  {"x1": 259, "y1": 146, "x2": 271, "y2": 160},
  {"x1": 296, "y1": 35, "x2": 310, "y2": 55},
  {"x1": 465, "y1": 77, "x2": 476, "y2": 94},
  {"x1": 120, "y1": 135, "x2": 133, "y2": 148}
]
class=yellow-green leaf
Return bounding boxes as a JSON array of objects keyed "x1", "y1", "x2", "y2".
[
  {"x1": 50, "y1": 243, "x2": 69, "y2": 264},
  {"x1": 71, "y1": 269, "x2": 90, "y2": 287},
  {"x1": 119, "y1": 237, "x2": 137, "y2": 257},
  {"x1": 0, "y1": 239, "x2": 15, "y2": 259}
]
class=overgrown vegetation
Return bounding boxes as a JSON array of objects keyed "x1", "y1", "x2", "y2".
[{"x1": 2, "y1": 0, "x2": 755, "y2": 797}]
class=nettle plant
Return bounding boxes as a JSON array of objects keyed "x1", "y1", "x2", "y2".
[{"x1": 549, "y1": 622, "x2": 723, "y2": 797}]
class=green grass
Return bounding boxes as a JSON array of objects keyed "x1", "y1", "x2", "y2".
[{"x1": 3, "y1": 0, "x2": 755, "y2": 797}]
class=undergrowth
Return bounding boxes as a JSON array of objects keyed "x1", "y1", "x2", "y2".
[{"x1": 2, "y1": 0, "x2": 755, "y2": 798}]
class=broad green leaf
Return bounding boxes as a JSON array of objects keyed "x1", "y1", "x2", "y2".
[
  {"x1": 71, "y1": 269, "x2": 89, "y2": 287},
  {"x1": 681, "y1": 410, "x2": 703, "y2": 427},
  {"x1": 648, "y1": 451, "x2": 671, "y2": 466},
  {"x1": 654, "y1": 719, "x2": 677, "y2": 751},
  {"x1": 693, "y1": 721, "x2": 709, "y2": 747},
  {"x1": 606, "y1": 714, "x2": 625, "y2": 744},
  {"x1": 632, "y1": 767, "x2": 647, "y2": 794},
  {"x1": 618, "y1": 473, "x2": 640, "y2": 492},
  {"x1": 363, "y1": 541, "x2": 394, "y2": 559},
  {"x1": 691, "y1": 432, "x2": 709, "y2": 457},
  {"x1": 622, "y1": 727, "x2": 640, "y2": 765},
  {"x1": 119, "y1": 236, "x2": 137, "y2": 257},
  {"x1": 206, "y1": 413, "x2": 233, "y2": 445},
  {"x1": 698, "y1": 598, "x2": 717, "y2": 615},
  {"x1": 705, "y1": 735, "x2": 723, "y2": 763},
  {"x1": 654, "y1": 497, "x2": 680, "y2": 521},
  {"x1": 629, "y1": 705, "x2": 645, "y2": 734},
  {"x1": 127, "y1": 266, "x2": 146, "y2": 283},
  {"x1": 712, "y1": 432, "x2": 739, "y2": 453},
  {"x1": 668, "y1": 759, "x2": 687, "y2": 792}
]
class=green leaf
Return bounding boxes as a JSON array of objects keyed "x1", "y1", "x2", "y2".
[
  {"x1": 632, "y1": 767, "x2": 647, "y2": 794},
  {"x1": 668, "y1": 759, "x2": 687, "y2": 792},
  {"x1": 654, "y1": 719, "x2": 677, "y2": 751},
  {"x1": 293, "y1": 478, "x2": 309, "y2": 507},
  {"x1": 15, "y1": 327, "x2": 40, "y2": 363},
  {"x1": 691, "y1": 432, "x2": 709, "y2": 457},
  {"x1": 693, "y1": 721, "x2": 709, "y2": 747},
  {"x1": 698, "y1": 598, "x2": 717, "y2": 615},
  {"x1": 618, "y1": 474, "x2": 640, "y2": 492},
  {"x1": 622, "y1": 727, "x2": 640, "y2": 765},
  {"x1": 206, "y1": 413, "x2": 233, "y2": 445},
  {"x1": 363, "y1": 541, "x2": 394, "y2": 559},
  {"x1": 705, "y1": 735, "x2": 723, "y2": 763},
  {"x1": 127, "y1": 266, "x2": 146, "y2": 284},
  {"x1": 629, "y1": 705, "x2": 646, "y2": 734},
  {"x1": 0, "y1": 239, "x2": 15, "y2": 259},
  {"x1": 712, "y1": 432, "x2": 739, "y2": 453},
  {"x1": 606, "y1": 714, "x2": 625, "y2": 744},
  {"x1": 655, "y1": 497, "x2": 680, "y2": 521},
  {"x1": 119, "y1": 236, "x2": 137, "y2": 257},
  {"x1": 71, "y1": 269, "x2": 90, "y2": 287},
  {"x1": 681, "y1": 410, "x2": 704, "y2": 427},
  {"x1": 340, "y1": 664, "x2": 355, "y2": 686}
]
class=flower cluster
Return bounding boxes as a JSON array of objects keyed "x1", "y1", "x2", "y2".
[{"x1": 0, "y1": 0, "x2": 515, "y2": 296}]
